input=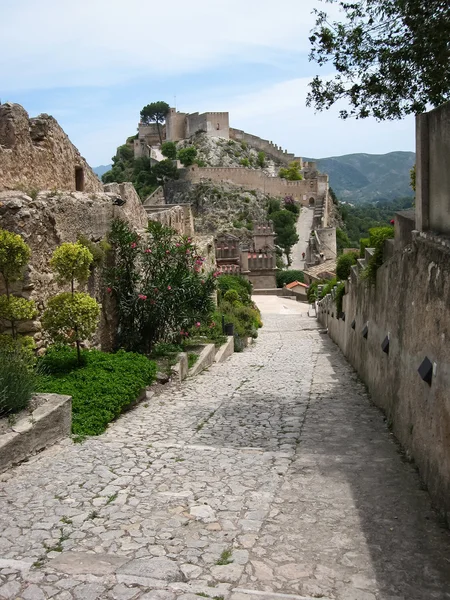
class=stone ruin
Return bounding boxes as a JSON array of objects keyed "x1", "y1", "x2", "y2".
[{"x1": 0, "y1": 104, "x2": 209, "y2": 352}]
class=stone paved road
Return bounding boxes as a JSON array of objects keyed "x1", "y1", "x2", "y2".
[
  {"x1": 290, "y1": 207, "x2": 314, "y2": 271},
  {"x1": 0, "y1": 296, "x2": 449, "y2": 600}
]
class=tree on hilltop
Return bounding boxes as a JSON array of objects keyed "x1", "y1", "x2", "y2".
[
  {"x1": 307, "y1": 0, "x2": 450, "y2": 120},
  {"x1": 161, "y1": 141, "x2": 177, "y2": 160},
  {"x1": 140, "y1": 101, "x2": 170, "y2": 144}
]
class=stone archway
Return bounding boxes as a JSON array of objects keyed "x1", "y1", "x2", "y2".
[{"x1": 309, "y1": 197, "x2": 315, "y2": 206}]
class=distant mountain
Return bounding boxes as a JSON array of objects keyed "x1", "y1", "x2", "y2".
[
  {"x1": 311, "y1": 151, "x2": 415, "y2": 204},
  {"x1": 93, "y1": 164, "x2": 112, "y2": 178}
]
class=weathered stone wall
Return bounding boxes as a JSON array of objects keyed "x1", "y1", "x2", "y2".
[
  {"x1": 180, "y1": 165, "x2": 328, "y2": 205},
  {"x1": 0, "y1": 183, "x2": 149, "y2": 352},
  {"x1": 144, "y1": 204, "x2": 194, "y2": 237},
  {"x1": 0, "y1": 104, "x2": 103, "y2": 193},
  {"x1": 416, "y1": 101, "x2": 450, "y2": 234},
  {"x1": 230, "y1": 128, "x2": 296, "y2": 165},
  {"x1": 317, "y1": 233, "x2": 450, "y2": 521}
]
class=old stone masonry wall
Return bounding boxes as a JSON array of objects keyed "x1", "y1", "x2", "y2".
[{"x1": 0, "y1": 103, "x2": 103, "y2": 193}]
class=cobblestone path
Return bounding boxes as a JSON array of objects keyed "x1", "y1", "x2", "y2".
[{"x1": 1, "y1": 297, "x2": 449, "y2": 600}]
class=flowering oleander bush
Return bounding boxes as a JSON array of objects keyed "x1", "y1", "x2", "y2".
[{"x1": 105, "y1": 219, "x2": 216, "y2": 353}]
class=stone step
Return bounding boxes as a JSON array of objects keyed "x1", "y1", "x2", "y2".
[{"x1": 364, "y1": 247, "x2": 375, "y2": 263}]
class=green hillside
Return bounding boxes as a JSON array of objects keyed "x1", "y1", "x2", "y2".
[{"x1": 311, "y1": 151, "x2": 415, "y2": 204}]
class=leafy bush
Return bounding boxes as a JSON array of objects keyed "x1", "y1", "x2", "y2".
[
  {"x1": 161, "y1": 141, "x2": 177, "y2": 160},
  {"x1": 240, "y1": 158, "x2": 250, "y2": 167},
  {"x1": 50, "y1": 243, "x2": 93, "y2": 286},
  {"x1": 361, "y1": 226, "x2": 395, "y2": 284},
  {"x1": 270, "y1": 210, "x2": 299, "y2": 265},
  {"x1": 178, "y1": 146, "x2": 197, "y2": 167},
  {"x1": 360, "y1": 237, "x2": 370, "y2": 258},
  {"x1": 336, "y1": 252, "x2": 358, "y2": 280},
  {"x1": 105, "y1": 219, "x2": 216, "y2": 353},
  {"x1": 77, "y1": 235, "x2": 110, "y2": 267},
  {"x1": 150, "y1": 342, "x2": 183, "y2": 358},
  {"x1": 0, "y1": 345, "x2": 37, "y2": 417},
  {"x1": 223, "y1": 289, "x2": 240, "y2": 304},
  {"x1": 37, "y1": 347, "x2": 157, "y2": 437},
  {"x1": 267, "y1": 198, "x2": 281, "y2": 215},
  {"x1": 279, "y1": 162, "x2": 303, "y2": 181},
  {"x1": 319, "y1": 277, "x2": 337, "y2": 299},
  {"x1": 42, "y1": 292, "x2": 101, "y2": 347},
  {"x1": 276, "y1": 270, "x2": 305, "y2": 288},
  {"x1": 188, "y1": 353, "x2": 198, "y2": 369},
  {"x1": 217, "y1": 275, "x2": 252, "y2": 305},
  {"x1": 0, "y1": 334, "x2": 36, "y2": 365},
  {"x1": 307, "y1": 281, "x2": 319, "y2": 303},
  {"x1": 257, "y1": 152, "x2": 265, "y2": 168}
]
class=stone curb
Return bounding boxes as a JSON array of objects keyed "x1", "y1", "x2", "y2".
[
  {"x1": 215, "y1": 336, "x2": 234, "y2": 363},
  {"x1": 188, "y1": 343, "x2": 216, "y2": 377},
  {"x1": 0, "y1": 393, "x2": 72, "y2": 474}
]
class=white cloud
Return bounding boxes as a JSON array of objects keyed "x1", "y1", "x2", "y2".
[{"x1": 1, "y1": 0, "x2": 325, "y2": 91}]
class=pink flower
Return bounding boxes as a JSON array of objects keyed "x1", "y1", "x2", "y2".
[
  {"x1": 145, "y1": 248, "x2": 152, "y2": 253},
  {"x1": 166, "y1": 250, "x2": 170, "y2": 254},
  {"x1": 130, "y1": 242, "x2": 137, "y2": 249},
  {"x1": 201, "y1": 280, "x2": 205, "y2": 285},
  {"x1": 186, "y1": 249, "x2": 191, "y2": 254},
  {"x1": 138, "y1": 294, "x2": 147, "y2": 300},
  {"x1": 210, "y1": 322, "x2": 216, "y2": 328},
  {"x1": 390, "y1": 219, "x2": 395, "y2": 225},
  {"x1": 176, "y1": 243, "x2": 180, "y2": 247},
  {"x1": 154, "y1": 287, "x2": 158, "y2": 293},
  {"x1": 167, "y1": 285, "x2": 172, "y2": 290},
  {"x1": 195, "y1": 322, "x2": 201, "y2": 327},
  {"x1": 106, "y1": 287, "x2": 112, "y2": 293}
]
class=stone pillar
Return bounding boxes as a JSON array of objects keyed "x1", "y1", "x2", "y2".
[{"x1": 416, "y1": 112, "x2": 430, "y2": 232}]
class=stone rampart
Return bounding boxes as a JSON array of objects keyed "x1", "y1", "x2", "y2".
[
  {"x1": 0, "y1": 104, "x2": 102, "y2": 193},
  {"x1": 230, "y1": 128, "x2": 296, "y2": 165},
  {"x1": 181, "y1": 165, "x2": 328, "y2": 205},
  {"x1": 144, "y1": 204, "x2": 194, "y2": 237},
  {"x1": 317, "y1": 233, "x2": 450, "y2": 521}
]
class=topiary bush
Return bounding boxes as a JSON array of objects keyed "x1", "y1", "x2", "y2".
[
  {"x1": 217, "y1": 275, "x2": 253, "y2": 305},
  {"x1": 37, "y1": 347, "x2": 157, "y2": 438}
]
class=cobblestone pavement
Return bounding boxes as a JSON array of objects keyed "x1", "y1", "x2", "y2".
[{"x1": 0, "y1": 297, "x2": 449, "y2": 600}]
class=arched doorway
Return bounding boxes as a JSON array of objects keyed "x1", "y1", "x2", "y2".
[{"x1": 309, "y1": 197, "x2": 315, "y2": 206}]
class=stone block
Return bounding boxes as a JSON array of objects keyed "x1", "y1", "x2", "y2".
[
  {"x1": 0, "y1": 393, "x2": 71, "y2": 473},
  {"x1": 215, "y1": 337, "x2": 234, "y2": 363},
  {"x1": 189, "y1": 344, "x2": 215, "y2": 377}
]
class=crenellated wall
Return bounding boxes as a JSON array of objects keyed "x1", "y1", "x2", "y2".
[
  {"x1": 230, "y1": 127, "x2": 297, "y2": 165},
  {"x1": 180, "y1": 165, "x2": 329, "y2": 205}
]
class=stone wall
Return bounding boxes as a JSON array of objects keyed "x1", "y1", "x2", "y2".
[
  {"x1": 416, "y1": 100, "x2": 450, "y2": 234},
  {"x1": 0, "y1": 183, "x2": 149, "y2": 352},
  {"x1": 230, "y1": 128, "x2": 297, "y2": 165},
  {"x1": 144, "y1": 204, "x2": 194, "y2": 237},
  {"x1": 317, "y1": 233, "x2": 450, "y2": 521},
  {"x1": 180, "y1": 165, "x2": 328, "y2": 205},
  {"x1": 0, "y1": 104, "x2": 103, "y2": 193}
]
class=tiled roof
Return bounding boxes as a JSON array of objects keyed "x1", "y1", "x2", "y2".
[
  {"x1": 304, "y1": 259, "x2": 337, "y2": 281},
  {"x1": 286, "y1": 281, "x2": 308, "y2": 290}
]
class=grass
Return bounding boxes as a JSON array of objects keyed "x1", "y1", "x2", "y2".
[
  {"x1": 216, "y1": 548, "x2": 233, "y2": 565},
  {"x1": 106, "y1": 493, "x2": 118, "y2": 504},
  {"x1": 188, "y1": 352, "x2": 199, "y2": 369},
  {"x1": 36, "y1": 346, "x2": 157, "y2": 438}
]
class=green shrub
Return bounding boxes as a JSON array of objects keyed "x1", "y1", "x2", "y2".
[
  {"x1": 178, "y1": 146, "x2": 197, "y2": 167},
  {"x1": 217, "y1": 275, "x2": 252, "y2": 305},
  {"x1": 267, "y1": 198, "x2": 281, "y2": 215},
  {"x1": 37, "y1": 347, "x2": 157, "y2": 437},
  {"x1": 360, "y1": 238, "x2": 370, "y2": 258},
  {"x1": 0, "y1": 346, "x2": 37, "y2": 417},
  {"x1": 362, "y1": 226, "x2": 395, "y2": 284},
  {"x1": 240, "y1": 158, "x2": 250, "y2": 167},
  {"x1": 336, "y1": 252, "x2": 358, "y2": 280},
  {"x1": 77, "y1": 235, "x2": 110, "y2": 267},
  {"x1": 188, "y1": 353, "x2": 198, "y2": 369},
  {"x1": 276, "y1": 270, "x2": 305, "y2": 288},
  {"x1": 223, "y1": 289, "x2": 240, "y2": 304},
  {"x1": 161, "y1": 141, "x2": 177, "y2": 160},
  {"x1": 335, "y1": 282, "x2": 346, "y2": 315},
  {"x1": 50, "y1": 242, "x2": 93, "y2": 285},
  {"x1": 257, "y1": 152, "x2": 265, "y2": 168},
  {"x1": 150, "y1": 342, "x2": 183, "y2": 358},
  {"x1": 42, "y1": 292, "x2": 100, "y2": 347},
  {"x1": 320, "y1": 277, "x2": 337, "y2": 299},
  {"x1": 240, "y1": 141, "x2": 248, "y2": 150},
  {"x1": 307, "y1": 281, "x2": 319, "y2": 303},
  {"x1": 0, "y1": 334, "x2": 36, "y2": 365}
]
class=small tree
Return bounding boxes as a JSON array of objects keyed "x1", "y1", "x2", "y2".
[
  {"x1": 257, "y1": 151, "x2": 266, "y2": 168},
  {"x1": 279, "y1": 162, "x2": 303, "y2": 181},
  {"x1": 43, "y1": 243, "x2": 100, "y2": 364},
  {"x1": 0, "y1": 229, "x2": 36, "y2": 340},
  {"x1": 152, "y1": 159, "x2": 179, "y2": 184},
  {"x1": 271, "y1": 210, "x2": 299, "y2": 265},
  {"x1": 178, "y1": 146, "x2": 198, "y2": 167},
  {"x1": 140, "y1": 101, "x2": 170, "y2": 144},
  {"x1": 161, "y1": 141, "x2": 177, "y2": 160}
]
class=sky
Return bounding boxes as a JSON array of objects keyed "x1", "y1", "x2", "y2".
[{"x1": 0, "y1": 0, "x2": 415, "y2": 167}]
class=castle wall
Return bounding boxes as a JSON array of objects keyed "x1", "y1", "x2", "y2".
[
  {"x1": 166, "y1": 108, "x2": 186, "y2": 142},
  {"x1": 416, "y1": 101, "x2": 450, "y2": 234},
  {"x1": 317, "y1": 233, "x2": 450, "y2": 521},
  {"x1": 230, "y1": 128, "x2": 295, "y2": 165},
  {"x1": 180, "y1": 165, "x2": 327, "y2": 205},
  {"x1": 0, "y1": 104, "x2": 103, "y2": 193},
  {"x1": 144, "y1": 204, "x2": 194, "y2": 237},
  {"x1": 204, "y1": 112, "x2": 229, "y2": 139}
]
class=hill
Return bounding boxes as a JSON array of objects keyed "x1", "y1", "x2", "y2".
[
  {"x1": 311, "y1": 151, "x2": 415, "y2": 204},
  {"x1": 93, "y1": 164, "x2": 112, "y2": 178}
]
